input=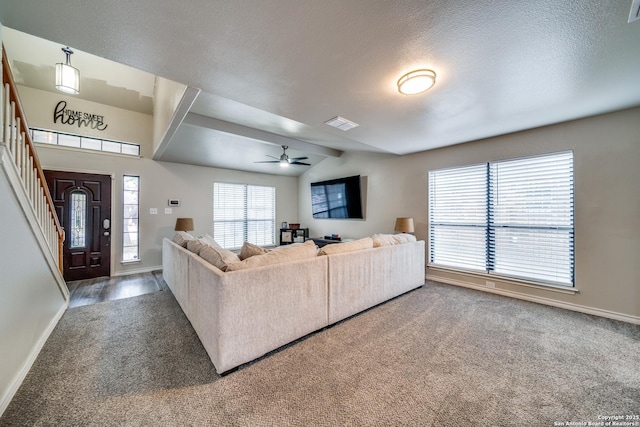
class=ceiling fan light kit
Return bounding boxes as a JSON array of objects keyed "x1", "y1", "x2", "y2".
[
  {"x1": 397, "y1": 69, "x2": 436, "y2": 95},
  {"x1": 255, "y1": 145, "x2": 311, "y2": 167}
]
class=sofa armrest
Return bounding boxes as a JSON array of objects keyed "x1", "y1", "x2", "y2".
[
  {"x1": 327, "y1": 240, "x2": 425, "y2": 324},
  {"x1": 162, "y1": 238, "x2": 194, "y2": 315},
  {"x1": 188, "y1": 254, "x2": 329, "y2": 374}
]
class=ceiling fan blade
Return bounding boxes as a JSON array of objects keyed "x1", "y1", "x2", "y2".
[
  {"x1": 254, "y1": 160, "x2": 281, "y2": 164},
  {"x1": 290, "y1": 161, "x2": 311, "y2": 166},
  {"x1": 265, "y1": 155, "x2": 281, "y2": 160},
  {"x1": 289, "y1": 156, "x2": 309, "y2": 162}
]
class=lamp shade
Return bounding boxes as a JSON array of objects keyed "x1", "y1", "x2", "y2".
[
  {"x1": 175, "y1": 218, "x2": 194, "y2": 232},
  {"x1": 394, "y1": 217, "x2": 415, "y2": 233}
]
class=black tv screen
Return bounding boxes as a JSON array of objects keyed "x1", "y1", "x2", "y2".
[{"x1": 311, "y1": 175, "x2": 363, "y2": 219}]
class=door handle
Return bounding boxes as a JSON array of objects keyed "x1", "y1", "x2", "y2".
[{"x1": 103, "y1": 218, "x2": 111, "y2": 230}]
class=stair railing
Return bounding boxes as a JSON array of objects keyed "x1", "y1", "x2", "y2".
[{"x1": 1, "y1": 45, "x2": 64, "y2": 273}]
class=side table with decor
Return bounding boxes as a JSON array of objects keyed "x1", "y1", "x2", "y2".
[{"x1": 279, "y1": 226, "x2": 309, "y2": 245}]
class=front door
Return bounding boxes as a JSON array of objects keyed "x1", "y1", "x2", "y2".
[{"x1": 44, "y1": 170, "x2": 112, "y2": 281}]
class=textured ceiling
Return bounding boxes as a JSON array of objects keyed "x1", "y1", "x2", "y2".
[{"x1": 1, "y1": 1, "x2": 640, "y2": 176}]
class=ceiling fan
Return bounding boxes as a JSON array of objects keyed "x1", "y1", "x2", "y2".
[{"x1": 255, "y1": 145, "x2": 310, "y2": 167}]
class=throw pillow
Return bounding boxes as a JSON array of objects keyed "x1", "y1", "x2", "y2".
[
  {"x1": 239, "y1": 242, "x2": 269, "y2": 260},
  {"x1": 186, "y1": 238, "x2": 204, "y2": 254},
  {"x1": 173, "y1": 231, "x2": 195, "y2": 248},
  {"x1": 226, "y1": 239, "x2": 318, "y2": 271},
  {"x1": 199, "y1": 245, "x2": 241, "y2": 271},
  {"x1": 199, "y1": 233, "x2": 221, "y2": 248},
  {"x1": 371, "y1": 234, "x2": 396, "y2": 247},
  {"x1": 319, "y1": 237, "x2": 374, "y2": 255},
  {"x1": 393, "y1": 233, "x2": 417, "y2": 244}
]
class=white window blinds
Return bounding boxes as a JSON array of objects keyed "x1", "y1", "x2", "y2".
[
  {"x1": 213, "y1": 182, "x2": 276, "y2": 249},
  {"x1": 428, "y1": 151, "x2": 574, "y2": 287},
  {"x1": 429, "y1": 164, "x2": 488, "y2": 271}
]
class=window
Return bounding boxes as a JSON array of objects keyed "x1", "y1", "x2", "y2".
[
  {"x1": 428, "y1": 151, "x2": 574, "y2": 286},
  {"x1": 70, "y1": 191, "x2": 87, "y2": 248},
  {"x1": 213, "y1": 182, "x2": 276, "y2": 249},
  {"x1": 31, "y1": 128, "x2": 140, "y2": 156},
  {"x1": 122, "y1": 175, "x2": 140, "y2": 262}
]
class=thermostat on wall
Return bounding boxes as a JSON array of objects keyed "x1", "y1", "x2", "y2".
[{"x1": 168, "y1": 199, "x2": 180, "y2": 207}]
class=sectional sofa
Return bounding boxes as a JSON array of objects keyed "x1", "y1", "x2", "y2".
[{"x1": 163, "y1": 235, "x2": 425, "y2": 374}]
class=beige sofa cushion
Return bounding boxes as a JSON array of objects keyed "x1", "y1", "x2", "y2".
[
  {"x1": 226, "y1": 240, "x2": 318, "y2": 271},
  {"x1": 372, "y1": 233, "x2": 416, "y2": 247},
  {"x1": 199, "y1": 245, "x2": 241, "y2": 271},
  {"x1": 319, "y1": 237, "x2": 374, "y2": 255},
  {"x1": 393, "y1": 233, "x2": 417, "y2": 244},
  {"x1": 173, "y1": 231, "x2": 195, "y2": 248},
  {"x1": 239, "y1": 242, "x2": 269, "y2": 260}
]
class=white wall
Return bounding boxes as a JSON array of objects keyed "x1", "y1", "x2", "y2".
[
  {"x1": 0, "y1": 164, "x2": 67, "y2": 414},
  {"x1": 16, "y1": 85, "x2": 153, "y2": 153},
  {"x1": 35, "y1": 145, "x2": 299, "y2": 275},
  {"x1": 151, "y1": 77, "x2": 189, "y2": 154},
  {"x1": 299, "y1": 108, "x2": 640, "y2": 322}
]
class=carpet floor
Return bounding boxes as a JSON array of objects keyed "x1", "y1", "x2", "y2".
[{"x1": 1, "y1": 281, "x2": 639, "y2": 426}]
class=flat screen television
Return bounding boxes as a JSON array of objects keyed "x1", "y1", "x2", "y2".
[{"x1": 310, "y1": 175, "x2": 364, "y2": 219}]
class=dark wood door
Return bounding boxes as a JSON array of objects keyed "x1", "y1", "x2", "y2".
[{"x1": 44, "y1": 170, "x2": 112, "y2": 281}]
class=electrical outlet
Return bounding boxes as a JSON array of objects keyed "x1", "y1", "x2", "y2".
[
  {"x1": 149, "y1": 208, "x2": 157, "y2": 215},
  {"x1": 485, "y1": 281, "x2": 495, "y2": 288}
]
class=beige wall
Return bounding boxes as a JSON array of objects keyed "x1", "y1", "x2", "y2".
[
  {"x1": 16, "y1": 86, "x2": 153, "y2": 152},
  {"x1": 299, "y1": 108, "x2": 640, "y2": 322},
  {"x1": 35, "y1": 146, "x2": 299, "y2": 276}
]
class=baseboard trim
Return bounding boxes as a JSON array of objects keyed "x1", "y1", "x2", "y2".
[
  {"x1": 0, "y1": 301, "x2": 67, "y2": 416},
  {"x1": 113, "y1": 265, "x2": 162, "y2": 277},
  {"x1": 427, "y1": 274, "x2": 640, "y2": 325}
]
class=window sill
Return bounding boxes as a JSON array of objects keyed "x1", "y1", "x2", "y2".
[
  {"x1": 121, "y1": 260, "x2": 141, "y2": 265},
  {"x1": 427, "y1": 265, "x2": 579, "y2": 295}
]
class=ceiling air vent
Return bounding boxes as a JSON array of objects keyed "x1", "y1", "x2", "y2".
[
  {"x1": 630, "y1": 0, "x2": 640, "y2": 23},
  {"x1": 324, "y1": 116, "x2": 359, "y2": 131}
]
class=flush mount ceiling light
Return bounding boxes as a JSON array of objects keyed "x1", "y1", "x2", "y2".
[
  {"x1": 397, "y1": 69, "x2": 436, "y2": 95},
  {"x1": 55, "y1": 47, "x2": 80, "y2": 94}
]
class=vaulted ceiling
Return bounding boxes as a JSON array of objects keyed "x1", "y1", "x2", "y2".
[{"x1": 2, "y1": 1, "x2": 640, "y2": 176}]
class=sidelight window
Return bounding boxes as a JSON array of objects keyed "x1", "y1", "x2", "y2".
[{"x1": 122, "y1": 175, "x2": 140, "y2": 262}]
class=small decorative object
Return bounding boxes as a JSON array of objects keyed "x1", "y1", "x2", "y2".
[
  {"x1": 175, "y1": 218, "x2": 194, "y2": 232},
  {"x1": 281, "y1": 230, "x2": 293, "y2": 243},
  {"x1": 394, "y1": 217, "x2": 415, "y2": 234},
  {"x1": 281, "y1": 221, "x2": 288, "y2": 229},
  {"x1": 289, "y1": 223, "x2": 300, "y2": 229}
]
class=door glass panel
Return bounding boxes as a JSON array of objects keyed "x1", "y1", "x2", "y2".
[{"x1": 70, "y1": 191, "x2": 87, "y2": 248}]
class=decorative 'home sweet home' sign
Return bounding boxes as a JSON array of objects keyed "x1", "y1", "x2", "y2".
[{"x1": 53, "y1": 100, "x2": 108, "y2": 131}]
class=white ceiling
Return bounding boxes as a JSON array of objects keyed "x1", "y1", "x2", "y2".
[{"x1": 2, "y1": 1, "x2": 640, "y2": 176}]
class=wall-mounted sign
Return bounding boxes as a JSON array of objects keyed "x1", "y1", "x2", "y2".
[{"x1": 53, "y1": 100, "x2": 108, "y2": 131}]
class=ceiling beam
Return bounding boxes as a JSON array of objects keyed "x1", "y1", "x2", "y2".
[
  {"x1": 183, "y1": 113, "x2": 343, "y2": 158},
  {"x1": 153, "y1": 86, "x2": 201, "y2": 160}
]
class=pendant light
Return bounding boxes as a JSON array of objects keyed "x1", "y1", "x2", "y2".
[{"x1": 55, "y1": 47, "x2": 80, "y2": 95}]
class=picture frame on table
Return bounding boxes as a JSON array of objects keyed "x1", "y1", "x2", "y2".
[{"x1": 281, "y1": 230, "x2": 293, "y2": 243}]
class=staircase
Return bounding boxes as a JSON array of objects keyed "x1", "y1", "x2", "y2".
[
  {"x1": 0, "y1": 44, "x2": 68, "y2": 416},
  {"x1": 1, "y1": 45, "x2": 65, "y2": 282}
]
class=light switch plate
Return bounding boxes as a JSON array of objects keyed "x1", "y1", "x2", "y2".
[
  {"x1": 150, "y1": 208, "x2": 157, "y2": 215},
  {"x1": 165, "y1": 208, "x2": 172, "y2": 214}
]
